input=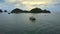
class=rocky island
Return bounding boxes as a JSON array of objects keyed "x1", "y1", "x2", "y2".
[
  {"x1": 29, "y1": 8, "x2": 50, "y2": 13},
  {"x1": 0, "y1": 9, "x2": 3, "y2": 13},
  {"x1": 0, "y1": 8, "x2": 51, "y2": 13},
  {"x1": 11, "y1": 8, "x2": 51, "y2": 13},
  {"x1": 11, "y1": 8, "x2": 29, "y2": 13}
]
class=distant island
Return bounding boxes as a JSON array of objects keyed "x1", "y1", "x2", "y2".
[
  {"x1": 11, "y1": 8, "x2": 29, "y2": 13},
  {"x1": 0, "y1": 9, "x2": 8, "y2": 13},
  {"x1": 11, "y1": 8, "x2": 51, "y2": 13},
  {"x1": 29, "y1": 8, "x2": 50, "y2": 13},
  {"x1": 0, "y1": 8, "x2": 51, "y2": 13},
  {"x1": 0, "y1": 9, "x2": 3, "y2": 13}
]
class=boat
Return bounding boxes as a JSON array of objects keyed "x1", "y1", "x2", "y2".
[
  {"x1": 29, "y1": 16, "x2": 36, "y2": 21},
  {"x1": 8, "y1": 13, "x2": 10, "y2": 14}
]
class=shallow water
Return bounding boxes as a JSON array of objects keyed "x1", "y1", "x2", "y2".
[{"x1": 0, "y1": 13, "x2": 60, "y2": 34}]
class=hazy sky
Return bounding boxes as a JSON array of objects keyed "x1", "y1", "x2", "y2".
[{"x1": 0, "y1": 0, "x2": 60, "y2": 12}]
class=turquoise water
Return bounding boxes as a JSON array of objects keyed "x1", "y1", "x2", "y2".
[{"x1": 0, "y1": 13, "x2": 60, "y2": 34}]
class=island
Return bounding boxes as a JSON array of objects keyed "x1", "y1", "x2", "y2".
[
  {"x1": 10, "y1": 8, "x2": 51, "y2": 13},
  {"x1": 0, "y1": 9, "x2": 3, "y2": 13},
  {"x1": 4, "y1": 10, "x2": 8, "y2": 12},
  {"x1": 11, "y1": 8, "x2": 29, "y2": 13},
  {"x1": 29, "y1": 8, "x2": 51, "y2": 13}
]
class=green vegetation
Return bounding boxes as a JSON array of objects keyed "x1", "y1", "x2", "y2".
[
  {"x1": 11, "y1": 8, "x2": 51, "y2": 13},
  {"x1": 30, "y1": 8, "x2": 42, "y2": 13},
  {"x1": 29, "y1": 8, "x2": 50, "y2": 13},
  {"x1": 0, "y1": 8, "x2": 51, "y2": 13},
  {"x1": 11, "y1": 8, "x2": 23, "y2": 13}
]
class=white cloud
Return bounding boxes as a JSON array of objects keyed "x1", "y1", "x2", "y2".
[{"x1": 0, "y1": 0, "x2": 60, "y2": 10}]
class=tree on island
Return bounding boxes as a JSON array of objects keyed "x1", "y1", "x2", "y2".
[{"x1": 0, "y1": 9, "x2": 3, "y2": 13}]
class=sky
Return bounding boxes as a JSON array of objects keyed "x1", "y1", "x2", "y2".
[{"x1": 0, "y1": 0, "x2": 60, "y2": 12}]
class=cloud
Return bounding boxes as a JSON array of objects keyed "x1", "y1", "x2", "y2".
[{"x1": 0, "y1": 0, "x2": 60, "y2": 10}]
